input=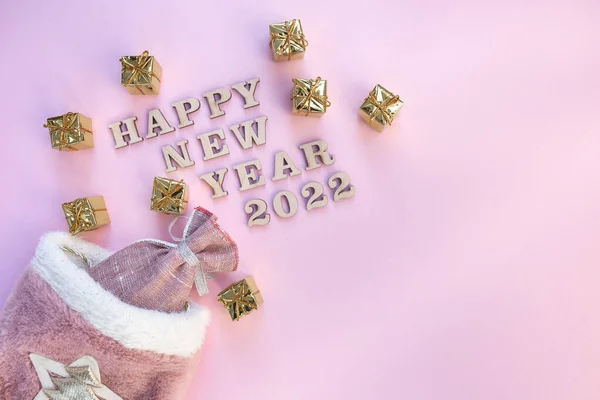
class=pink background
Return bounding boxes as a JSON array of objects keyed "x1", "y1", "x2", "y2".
[{"x1": 1, "y1": 0, "x2": 600, "y2": 399}]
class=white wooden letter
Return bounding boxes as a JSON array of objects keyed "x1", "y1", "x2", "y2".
[
  {"x1": 229, "y1": 116, "x2": 268, "y2": 150},
  {"x1": 146, "y1": 108, "x2": 175, "y2": 139},
  {"x1": 202, "y1": 87, "x2": 232, "y2": 118},
  {"x1": 298, "y1": 139, "x2": 336, "y2": 170},
  {"x1": 108, "y1": 117, "x2": 143, "y2": 149},
  {"x1": 162, "y1": 140, "x2": 195, "y2": 173},
  {"x1": 244, "y1": 199, "x2": 271, "y2": 227},
  {"x1": 199, "y1": 168, "x2": 229, "y2": 199},
  {"x1": 171, "y1": 98, "x2": 201, "y2": 129},
  {"x1": 231, "y1": 78, "x2": 260, "y2": 109},
  {"x1": 232, "y1": 159, "x2": 266, "y2": 191},
  {"x1": 272, "y1": 151, "x2": 302, "y2": 181},
  {"x1": 197, "y1": 129, "x2": 230, "y2": 161},
  {"x1": 272, "y1": 191, "x2": 299, "y2": 219}
]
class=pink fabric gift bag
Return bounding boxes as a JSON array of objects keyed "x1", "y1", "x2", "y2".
[{"x1": 0, "y1": 207, "x2": 238, "y2": 399}]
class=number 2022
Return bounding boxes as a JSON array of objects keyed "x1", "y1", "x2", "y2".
[{"x1": 244, "y1": 172, "x2": 355, "y2": 227}]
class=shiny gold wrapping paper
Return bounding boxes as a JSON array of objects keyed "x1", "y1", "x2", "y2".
[
  {"x1": 45, "y1": 112, "x2": 94, "y2": 151},
  {"x1": 269, "y1": 19, "x2": 308, "y2": 61},
  {"x1": 150, "y1": 177, "x2": 188, "y2": 214},
  {"x1": 62, "y1": 196, "x2": 110, "y2": 236},
  {"x1": 120, "y1": 50, "x2": 162, "y2": 95},
  {"x1": 359, "y1": 84, "x2": 404, "y2": 133},
  {"x1": 217, "y1": 277, "x2": 263, "y2": 321},
  {"x1": 292, "y1": 77, "x2": 330, "y2": 117}
]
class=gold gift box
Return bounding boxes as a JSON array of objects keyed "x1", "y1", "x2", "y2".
[
  {"x1": 269, "y1": 19, "x2": 308, "y2": 62},
  {"x1": 359, "y1": 84, "x2": 404, "y2": 133},
  {"x1": 218, "y1": 277, "x2": 263, "y2": 321},
  {"x1": 150, "y1": 177, "x2": 188, "y2": 214},
  {"x1": 120, "y1": 50, "x2": 162, "y2": 95},
  {"x1": 62, "y1": 196, "x2": 110, "y2": 236},
  {"x1": 44, "y1": 112, "x2": 94, "y2": 151},
  {"x1": 292, "y1": 77, "x2": 330, "y2": 117}
]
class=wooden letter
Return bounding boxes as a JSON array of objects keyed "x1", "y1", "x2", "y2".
[
  {"x1": 146, "y1": 108, "x2": 175, "y2": 139},
  {"x1": 108, "y1": 117, "x2": 143, "y2": 149},
  {"x1": 202, "y1": 87, "x2": 232, "y2": 118},
  {"x1": 231, "y1": 78, "x2": 260, "y2": 109},
  {"x1": 199, "y1": 168, "x2": 229, "y2": 199},
  {"x1": 328, "y1": 172, "x2": 355, "y2": 201},
  {"x1": 272, "y1": 151, "x2": 302, "y2": 181},
  {"x1": 232, "y1": 159, "x2": 266, "y2": 191},
  {"x1": 301, "y1": 181, "x2": 328, "y2": 210},
  {"x1": 171, "y1": 97, "x2": 201, "y2": 128},
  {"x1": 229, "y1": 116, "x2": 268, "y2": 150},
  {"x1": 162, "y1": 140, "x2": 195, "y2": 173},
  {"x1": 244, "y1": 199, "x2": 271, "y2": 227},
  {"x1": 298, "y1": 139, "x2": 336, "y2": 170},
  {"x1": 272, "y1": 191, "x2": 299, "y2": 219},
  {"x1": 197, "y1": 129, "x2": 230, "y2": 161}
]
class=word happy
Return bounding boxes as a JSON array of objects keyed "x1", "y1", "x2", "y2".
[{"x1": 108, "y1": 77, "x2": 354, "y2": 226}]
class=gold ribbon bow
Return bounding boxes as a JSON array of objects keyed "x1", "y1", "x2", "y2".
[
  {"x1": 120, "y1": 50, "x2": 161, "y2": 87},
  {"x1": 218, "y1": 280, "x2": 259, "y2": 321},
  {"x1": 270, "y1": 19, "x2": 308, "y2": 60},
  {"x1": 152, "y1": 179, "x2": 186, "y2": 213},
  {"x1": 365, "y1": 91, "x2": 401, "y2": 127},
  {"x1": 292, "y1": 77, "x2": 331, "y2": 116},
  {"x1": 62, "y1": 198, "x2": 101, "y2": 235},
  {"x1": 44, "y1": 113, "x2": 88, "y2": 151}
]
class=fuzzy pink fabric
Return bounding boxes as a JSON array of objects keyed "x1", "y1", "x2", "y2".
[{"x1": 0, "y1": 269, "x2": 194, "y2": 399}]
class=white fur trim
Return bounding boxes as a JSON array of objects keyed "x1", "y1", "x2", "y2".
[{"x1": 30, "y1": 232, "x2": 210, "y2": 358}]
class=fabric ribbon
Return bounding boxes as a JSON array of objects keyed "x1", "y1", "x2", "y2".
[
  {"x1": 44, "y1": 113, "x2": 89, "y2": 150},
  {"x1": 270, "y1": 19, "x2": 308, "y2": 60},
  {"x1": 365, "y1": 90, "x2": 401, "y2": 127},
  {"x1": 292, "y1": 77, "x2": 331, "y2": 116},
  {"x1": 87, "y1": 207, "x2": 238, "y2": 313},
  {"x1": 120, "y1": 50, "x2": 160, "y2": 92},
  {"x1": 63, "y1": 198, "x2": 99, "y2": 236}
]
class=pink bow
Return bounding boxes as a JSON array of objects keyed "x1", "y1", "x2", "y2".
[{"x1": 88, "y1": 207, "x2": 239, "y2": 313}]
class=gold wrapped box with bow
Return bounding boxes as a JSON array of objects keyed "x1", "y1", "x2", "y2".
[
  {"x1": 292, "y1": 77, "x2": 330, "y2": 117},
  {"x1": 120, "y1": 50, "x2": 162, "y2": 95},
  {"x1": 218, "y1": 277, "x2": 263, "y2": 321},
  {"x1": 62, "y1": 196, "x2": 110, "y2": 236},
  {"x1": 269, "y1": 19, "x2": 308, "y2": 62},
  {"x1": 151, "y1": 177, "x2": 188, "y2": 214},
  {"x1": 44, "y1": 112, "x2": 94, "y2": 151},
  {"x1": 359, "y1": 84, "x2": 404, "y2": 133}
]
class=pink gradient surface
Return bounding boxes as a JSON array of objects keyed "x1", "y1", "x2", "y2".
[{"x1": 1, "y1": 0, "x2": 600, "y2": 399}]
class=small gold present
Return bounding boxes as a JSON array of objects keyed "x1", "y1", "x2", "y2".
[
  {"x1": 62, "y1": 196, "x2": 110, "y2": 236},
  {"x1": 150, "y1": 177, "x2": 188, "y2": 214},
  {"x1": 44, "y1": 112, "x2": 94, "y2": 151},
  {"x1": 292, "y1": 77, "x2": 330, "y2": 117},
  {"x1": 218, "y1": 277, "x2": 263, "y2": 321},
  {"x1": 269, "y1": 19, "x2": 308, "y2": 62},
  {"x1": 120, "y1": 50, "x2": 162, "y2": 95},
  {"x1": 359, "y1": 84, "x2": 404, "y2": 133}
]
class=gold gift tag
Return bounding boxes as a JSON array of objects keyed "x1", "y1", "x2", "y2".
[
  {"x1": 217, "y1": 277, "x2": 263, "y2": 321},
  {"x1": 269, "y1": 19, "x2": 308, "y2": 62},
  {"x1": 44, "y1": 112, "x2": 94, "y2": 151},
  {"x1": 120, "y1": 50, "x2": 163, "y2": 95},
  {"x1": 62, "y1": 196, "x2": 110, "y2": 236},
  {"x1": 292, "y1": 77, "x2": 330, "y2": 117},
  {"x1": 150, "y1": 177, "x2": 188, "y2": 214},
  {"x1": 359, "y1": 84, "x2": 404, "y2": 133}
]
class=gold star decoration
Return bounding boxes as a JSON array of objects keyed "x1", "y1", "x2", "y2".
[{"x1": 30, "y1": 354, "x2": 122, "y2": 400}]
